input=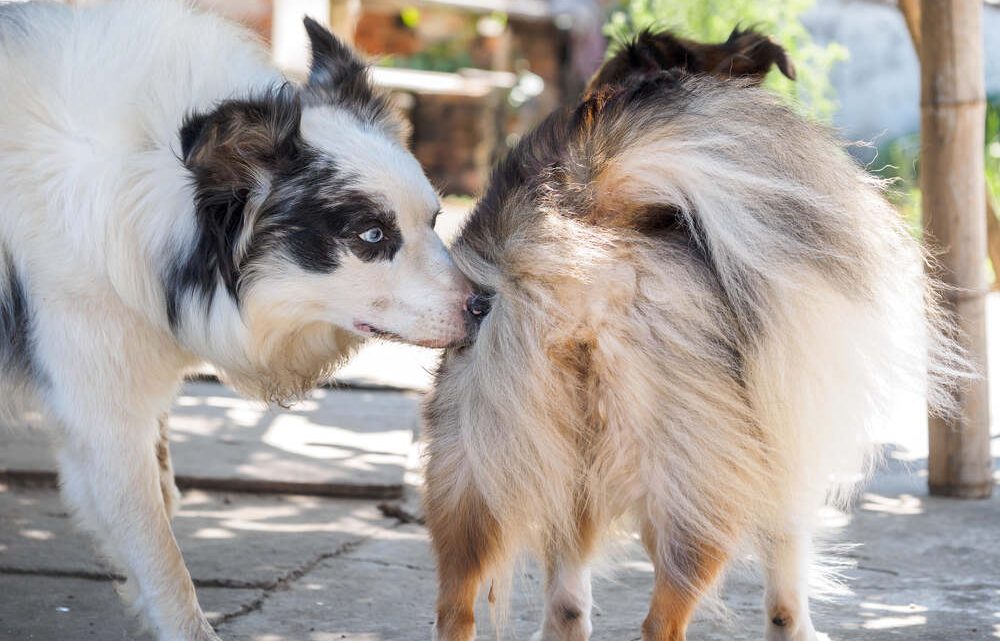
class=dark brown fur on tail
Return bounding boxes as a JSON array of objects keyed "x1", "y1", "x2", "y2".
[{"x1": 587, "y1": 27, "x2": 796, "y2": 94}]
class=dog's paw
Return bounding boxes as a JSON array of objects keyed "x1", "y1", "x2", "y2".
[{"x1": 765, "y1": 620, "x2": 827, "y2": 641}]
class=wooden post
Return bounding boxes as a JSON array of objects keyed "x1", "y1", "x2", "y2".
[
  {"x1": 919, "y1": 1, "x2": 993, "y2": 498},
  {"x1": 901, "y1": 0, "x2": 1000, "y2": 289}
]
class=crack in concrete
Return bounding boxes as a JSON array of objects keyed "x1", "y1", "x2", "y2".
[
  {"x1": 2, "y1": 537, "x2": 381, "y2": 632},
  {"x1": 854, "y1": 564, "x2": 900, "y2": 576},
  {"x1": 0, "y1": 566, "x2": 124, "y2": 582},
  {"x1": 0, "y1": 566, "x2": 286, "y2": 591},
  {"x1": 214, "y1": 534, "x2": 372, "y2": 629},
  {"x1": 193, "y1": 577, "x2": 277, "y2": 590},
  {"x1": 339, "y1": 555, "x2": 435, "y2": 573}
]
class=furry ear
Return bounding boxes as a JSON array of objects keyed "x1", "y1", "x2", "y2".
[
  {"x1": 178, "y1": 89, "x2": 303, "y2": 301},
  {"x1": 301, "y1": 17, "x2": 407, "y2": 139},
  {"x1": 303, "y1": 17, "x2": 374, "y2": 104},
  {"x1": 587, "y1": 27, "x2": 795, "y2": 94},
  {"x1": 180, "y1": 88, "x2": 302, "y2": 185}
]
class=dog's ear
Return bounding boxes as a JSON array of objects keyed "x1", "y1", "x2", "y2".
[
  {"x1": 702, "y1": 27, "x2": 796, "y2": 83},
  {"x1": 180, "y1": 88, "x2": 302, "y2": 186},
  {"x1": 178, "y1": 90, "x2": 302, "y2": 300},
  {"x1": 587, "y1": 27, "x2": 795, "y2": 94},
  {"x1": 301, "y1": 17, "x2": 408, "y2": 140},
  {"x1": 303, "y1": 17, "x2": 374, "y2": 105}
]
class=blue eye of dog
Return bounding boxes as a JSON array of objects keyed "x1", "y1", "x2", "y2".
[{"x1": 359, "y1": 227, "x2": 383, "y2": 243}]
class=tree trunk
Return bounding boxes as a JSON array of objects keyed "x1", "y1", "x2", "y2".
[{"x1": 919, "y1": 1, "x2": 993, "y2": 498}]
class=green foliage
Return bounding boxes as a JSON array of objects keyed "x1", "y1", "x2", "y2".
[
  {"x1": 380, "y1": 41, "x2": 474, "y2": 73},
  {"x1": 987, "y1": 97, "x2": 1000, "y2": 205},
  {"x1": 873, "y1": 132, "x2": 921, "y2": 226},
  {"x1": 603, "y1": 0, "x2": 848, "y2": 121},
  {"x1": 379, "y1": 9, "x2": 475, "y2": 74},
  {"x1": 875, "y1": 97, "x2": 1000, "y2": 231},
  {"x1": 399, "y1": 6, "x2": 421, "y2": 29}
]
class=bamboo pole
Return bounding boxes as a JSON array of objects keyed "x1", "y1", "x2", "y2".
[
  {"x1": 918, "y1": 1, "x2": 993, "y2": 498},
  {"x1": 900, "y1": 0, "x2": 1000, "y2": 289}
]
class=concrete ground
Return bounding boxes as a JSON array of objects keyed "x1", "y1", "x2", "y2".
[{"x1": 1, "y1": 452, "x2": 998, "y2": 641}]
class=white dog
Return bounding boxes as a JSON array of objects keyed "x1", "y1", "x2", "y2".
[{"x1": 0, "y1": 2, "x2": 471, "y2": 639}]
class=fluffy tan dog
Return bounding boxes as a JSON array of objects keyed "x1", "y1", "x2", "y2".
[{"x1": 422, "y1": 29, "x2": 965, "y2": 641}]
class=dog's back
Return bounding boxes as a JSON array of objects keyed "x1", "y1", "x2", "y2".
[
  {"x1": 436, "y1": 74, "x2": 960, "y2": 533},
  {"x1": 0, "y1": 1, "x2": 281, "y2": 411},
  {"x1": 0, "y1": 0, "x2": 278, "y2": 243}
]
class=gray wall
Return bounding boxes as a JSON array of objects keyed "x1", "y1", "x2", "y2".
[{"x1": 805, "y1": 0, "x2": 1000, "y2": 143}]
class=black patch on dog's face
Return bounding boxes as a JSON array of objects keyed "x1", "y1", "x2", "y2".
[
  {"x1": 167, "y1": 87, "x2": 302, "y2": 327},
  {"x1": 168, "y1": 90, "x2": 402, "y2": 329},
  {"x1": 0, "y1": 254, "x2": 35, "y2": 381},
  {"x1": 253, "y1": 157, "x2": 402, "y2": 272},
  {"x1": 165, "y1": 20, "x2": 409, "y2": 330}
]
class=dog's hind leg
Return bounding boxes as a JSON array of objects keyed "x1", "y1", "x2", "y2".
[
  {"x1": 639, "y1": 522, "x2": 730, "y2": 641},
  {"x1": 425, "y1": 466, "x2": 507, "y2": 641},
  {"x1": 156, "y1": 414, "x2": 182, "y2": 520},
  {"x1": 761, "y1": 531, "x2": 819, "y2": 641},
  {"x1": 533, "y1": 510, "x2": 598, "y2": 641}
]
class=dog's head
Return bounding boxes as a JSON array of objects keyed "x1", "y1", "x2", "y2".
[{"x1": 172, "y1": 19, "x2": 471, "y2": 396}]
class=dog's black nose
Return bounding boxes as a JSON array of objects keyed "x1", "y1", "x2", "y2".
[{"x1": 464, "y1": 292, "x2": 491, "y2": 323}]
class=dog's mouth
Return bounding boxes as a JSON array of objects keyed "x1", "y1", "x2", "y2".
[
  {"x1": 353, "y1": 321, "x2": 401, "y2": 341},
  {"x1": 352, "y1": 321, "x2": 456, "y2": 349}
]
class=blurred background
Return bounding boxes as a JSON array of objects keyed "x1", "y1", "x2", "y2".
[{"x1": 55, "y1": 0, "x2": 1000, "y2": 211}]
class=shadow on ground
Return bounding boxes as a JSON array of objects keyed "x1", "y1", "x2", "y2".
[{"x1": 1, "y1": 449, "x2": 997, "y2": 641}]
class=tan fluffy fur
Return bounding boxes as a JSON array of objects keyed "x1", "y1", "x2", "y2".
[{"x1": 423, "y1": 37, "x2": 967, "y2": 641}]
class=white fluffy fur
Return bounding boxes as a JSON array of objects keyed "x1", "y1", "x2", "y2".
[{"x1": 0, "y1": 2, "x2": 469, "y2": 640}]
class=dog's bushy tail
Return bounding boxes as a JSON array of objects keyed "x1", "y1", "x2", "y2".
[{"x1": 571, "y1": 28, "x2": 972, "y2": 590}]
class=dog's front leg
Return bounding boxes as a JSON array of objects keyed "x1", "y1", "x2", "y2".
[
  {"x1": 157, "y1": 413, "x2": 182, "y2": 520},
  {"x1": 55, "y1": 412, "x2": 218, "y2": 641},
  {"x1": 34, "y1": 305, "x2": 218, "y2": 641}
]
